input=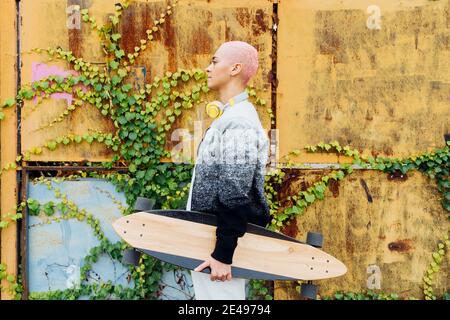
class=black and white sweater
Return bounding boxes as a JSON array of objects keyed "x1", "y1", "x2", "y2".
[{"x1": 186, "y1": 95, "x2": 271, "y2": 264}]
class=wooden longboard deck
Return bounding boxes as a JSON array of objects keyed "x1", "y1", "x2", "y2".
[{"x1": 112, "y1": 210, "x2": 347, "y2": 280}]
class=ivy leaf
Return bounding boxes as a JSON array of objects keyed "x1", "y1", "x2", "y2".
[
  {"x1": 122, "y1": 83, "x2": 133, "y2": 92},
  {"x1": 0, "y1": 111, "x2": 4, "y2": 120},
  {"x1": 125, "y1": 112, "x2": 135, "y2": 121},
  {"x1": 118, "y1": 68, "x2": 127, "y2": 78},
  {"x1": 445, "y1": 192, "x2": 450, "y2": 201},
  {"x1": 46, "y1": 141, "x2": 57, "y2": 151},
  {"x1": 3, "y1": 98, "x2": 15, "y2": 107},
  {"x1": 85, "y1": 136, "x2": 94, "y2": 144},
  {"x1": 22, "y1": 90, "x2": 34, "y2": 100},
  {"x1": 442, "y1": 199, "x2": 450, "y2": 212},
  {"x1": 129, "y1": 132, "x2": 137, "y2": 140},
  {"x1": 0, "y1": 221, "x2": 9, "y2": 229},
  {"x1": 304, "y1": 193, "x2": 315, "y2": 203},
  {"x1": 136, "y1": 170, "x2": 145, "y2": 180},
  {"x1": 115, "y1": 49, "x2": 125, "y2": 59},
  {"x1": 109, "y1": 60, "x2": 119, "y2": 70},
  {"x1": 129, "y1": 163, "x2": 137, "y2": 173},
  {"x1": 43, "y1": 202, "x2": 55, "y2": 216},
  {"x1": 94, "y1": 83, "x2": 102, "y2": 92},
  {"x1": 110, "y1": 15, "x2": 119, "y2": 25},
  {"x1": 118, "y1": 116, "x2": 128, "y2": 125},
  {"x1": 111, "y1": 33, "x2": 121, "y2": 42},
  {"x1": 112, "y1": 75, "x2": 121, "y2": 86}
]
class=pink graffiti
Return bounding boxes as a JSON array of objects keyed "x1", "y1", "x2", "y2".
[{"x1": 31, "y1": 62, "x2": 86, "y2": 106}]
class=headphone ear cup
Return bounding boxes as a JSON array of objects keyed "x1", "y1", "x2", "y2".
[{"x1": 205, "y1": 101, "x2": 224, "y2": 119}]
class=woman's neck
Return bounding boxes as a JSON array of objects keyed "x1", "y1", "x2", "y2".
[{"x1": 218, "y1": 82, "x2": 246, "y2": 105}]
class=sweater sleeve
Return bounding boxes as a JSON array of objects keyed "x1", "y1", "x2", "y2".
[{"x1": 210, "y1": 118, "x2": 259, "y2": 264}]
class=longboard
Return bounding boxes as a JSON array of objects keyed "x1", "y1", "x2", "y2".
[{"x1": 112, "y1": 209, "x2": 347, "y2": 281}]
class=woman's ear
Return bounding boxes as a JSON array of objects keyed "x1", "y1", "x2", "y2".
[{"x1": 230, "y1": 63, "x2": 243, "y2": 76}]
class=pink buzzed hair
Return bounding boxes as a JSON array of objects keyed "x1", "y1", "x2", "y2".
[{"x1": 218, "y1": 41, "x2": 259, "y2": 86}]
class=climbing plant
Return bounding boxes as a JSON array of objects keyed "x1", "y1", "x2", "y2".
[
  {"x1": 0, "y1": 0, "x2": 272, "y2": 300},
  {"x1": 265, "y1": 140, "x2": 449, "y2": 300}
]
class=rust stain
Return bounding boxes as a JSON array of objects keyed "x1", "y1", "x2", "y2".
[
  {"x1": 328, "y1": 179, "x2": 340, "y2": 197},
  {"x1": 161, "y1": 4, "x2": 177, "y2": 72},
  {"x1": 235, "y1": 7, "x2": 251, "y2": 28},
  {"x1": 252, "y1": 9, "x2": 268, "y2": 36},
  {"x1": 187, "y1": 27, "x2": 212, "y2": 55},
  {"x1": 388, "y1": 239, "x2": 414, "y2": 253},
  {"x1": 281, "y1": 220, "x2": 298, "y2": 238},
  {"x1": 67, "y1": 0, "x2": 85, "y2": 57},
  {"x1": 276, "y1": 169, "x2": 301, "y2": 201},
  {"x1": 120, "y1": 2, "x2": 178, "y2": 75},
  {"x1": 120, "y1": 2, "x2": 143, "y2": 55},
  {"x1": 224, "y1": 17, "x2": 232, "y2": 41}
]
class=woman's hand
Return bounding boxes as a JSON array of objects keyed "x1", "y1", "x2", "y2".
[{"x1": 194, "y1": 256, "x2": 232, "y2": 281}]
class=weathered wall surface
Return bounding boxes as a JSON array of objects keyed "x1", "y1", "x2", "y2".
[
  {"x1": 0, "y1": 0, "x2": 448, "y2": 300},
  {"x1": 274, "y1": 170, "x2": 448, "y2": 298},
  {"x1": 277, "y1": 0, "x2": 450, "y2": 163},
  {"x1": 19, "y1": 0, "x2": 273, "y2": 162}
]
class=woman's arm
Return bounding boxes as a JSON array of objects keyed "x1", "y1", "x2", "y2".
[{"x1": 210, "y1": 118, "x2": 259, "y2": 264}]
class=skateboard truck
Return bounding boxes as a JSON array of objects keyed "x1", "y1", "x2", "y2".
[
  {"x1": 122, "y1": 248, "x2": 142, "y2": 266},
  {"x1": 300, "y1": 281, "x2": 318, "y2": 300},
  {"x1": 306, "y1": 231, "x2": 323, "y2": 248},
  {"x1": 134, "y1": 196, "x2": 155, "y2": 212},
  {"x1": 299, "y1": 232, "x2": 324, "y2": 300},
  {"x1": 121, "y1": 197, "x2": 155, "y2": 265}
]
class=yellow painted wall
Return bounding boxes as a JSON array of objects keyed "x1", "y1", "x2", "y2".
[
  {"x1": 0, "y1": 0, "x2": 19, "y2": 301},
  {"x1": 277, "y1": 0, "x2": 450, "y2": 163},
  {"x1": 274, "y1": 170, "x2": 448, "y2": 299}
]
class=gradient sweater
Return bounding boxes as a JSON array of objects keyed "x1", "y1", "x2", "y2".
[{"x1": 186, "y1": 96, "x2": 271, "y2": 264}]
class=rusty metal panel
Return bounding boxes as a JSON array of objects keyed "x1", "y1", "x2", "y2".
[
  {"x1": 276, "y1": 0, "x2": 450, "y2": 163},
  {"x1": 27, "y1": 178, "x2": 134, "y2": 295},
  {"x1": 20, "y1": 0, "x2": 273, "y2": 162},
  {"x1": 0, "y1": 0, "x2": 19, "y2": 300},
  {"x1": 20, "y1": 0, "x2": 118, "y2": 162},
  {"x1": 274, "y1": 170, "x2": 448, "y2": 299},
  {"x1": 25, "y1": 177, "x2": 251, "y2": 299}
]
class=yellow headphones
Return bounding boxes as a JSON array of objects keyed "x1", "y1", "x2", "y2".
[{"x1": 205, "y1": 91, "x2": 249, "y2": 119}]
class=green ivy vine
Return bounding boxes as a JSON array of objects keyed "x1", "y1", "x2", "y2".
[
  {"x1": 0, "y1": 0, "x2": 271, "y2": 300},
  {"x1": 265, "y1": 140, "x2": 449, "y2": 300}
]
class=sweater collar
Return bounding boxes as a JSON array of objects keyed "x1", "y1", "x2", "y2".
[{"x1": 222, "y1": 90, "x2": 249, "y2": 112}]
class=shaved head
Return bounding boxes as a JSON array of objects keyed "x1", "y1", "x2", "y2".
[{"x1": 216, "y1": 41, "x2": 259, "y2": 86}]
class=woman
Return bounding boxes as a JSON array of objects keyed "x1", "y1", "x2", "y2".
[{"x1": 187, "y1": 40, "x2": 271, "y2": 300}]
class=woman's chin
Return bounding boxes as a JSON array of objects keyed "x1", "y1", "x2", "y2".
[{"x1": 207, "y1": 80, "x2": 216, "y2": 89}]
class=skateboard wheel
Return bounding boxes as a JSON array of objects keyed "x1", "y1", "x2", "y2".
[
  {"x1": 306, "y1": 232, "x2": 323, "y2": 248},
  {"x1": 300, "y1": 283, "x2": 318, "y2": 300},
  {"x1": 134, "y1": 197, "x2": 155, "y2": 212},
  {"x1": 122, "y1": 248, "x2": 141, "y2": 266}
]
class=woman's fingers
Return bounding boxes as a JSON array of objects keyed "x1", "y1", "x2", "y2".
[{"x1": 194, "y1": 260, "x2": 210, "y2": 272}]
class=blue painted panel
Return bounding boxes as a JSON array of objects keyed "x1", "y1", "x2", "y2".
[
  {"x1": 27, "y1": 177, "x2": 250, "y2": 299},
  {"x1": 27, "y1": 178, "x2": 133, "y2": 295}
]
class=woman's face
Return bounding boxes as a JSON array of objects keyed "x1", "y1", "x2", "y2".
[{"x1": 205, "y1": 49, "x2": 234, "y2": 90}]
